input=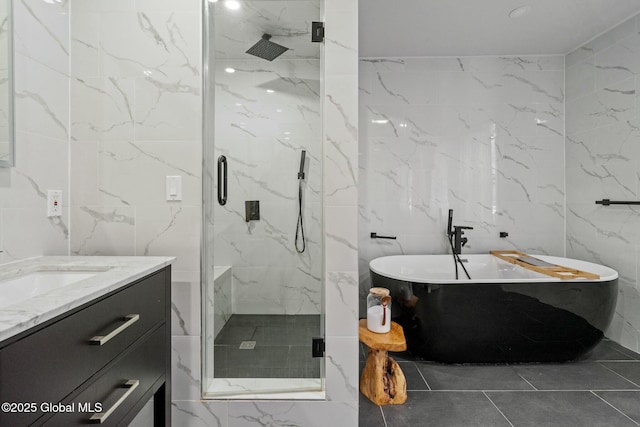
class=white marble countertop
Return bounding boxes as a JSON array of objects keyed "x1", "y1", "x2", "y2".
[{"x1": 0, "y1": 256, "x2": 175, "y2": 343}]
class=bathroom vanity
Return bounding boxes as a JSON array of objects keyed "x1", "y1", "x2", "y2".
[{"x1": 0, "y1": 256, "x2": 173, "y2": 426}]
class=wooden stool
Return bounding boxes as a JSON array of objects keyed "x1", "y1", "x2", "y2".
[{"x1": 358, "y1": 319, "x2": 407, "y2": 405}]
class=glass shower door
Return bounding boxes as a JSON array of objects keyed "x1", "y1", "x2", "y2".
[{"x1": 202, "y1": 0, "x2": 324, "y2": 397}]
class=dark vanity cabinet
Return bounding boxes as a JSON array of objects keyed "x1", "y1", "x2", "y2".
[{"x1": 0, "y1": 267, "x2": 171, "y2": 426}]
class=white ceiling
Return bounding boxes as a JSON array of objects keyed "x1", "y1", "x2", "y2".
[{"x1": 359, "y1": 0, "x2": 640, "y2": 57}]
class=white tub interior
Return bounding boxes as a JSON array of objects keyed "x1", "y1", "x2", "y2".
[{"x1": 370, "y1": 254, "x2": 618, "y2": 284}]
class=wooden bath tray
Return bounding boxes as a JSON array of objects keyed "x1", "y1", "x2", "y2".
[{"x1": 490, "y1": 250, "x2": 599, "y2": 280}]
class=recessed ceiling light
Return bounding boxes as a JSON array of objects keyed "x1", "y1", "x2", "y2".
[
  {"x1": 225, "y1": 0, "x2": 240, "y2": 10},
  {"x1": 225, "y1": 67, "x2": 236, "y2": 73},
  {"x1": 266, "y1": 89, "x2": 275, "y2": 93},
  {"x1": 509, "y1": 5, "x2": 532, "y2": 18}
]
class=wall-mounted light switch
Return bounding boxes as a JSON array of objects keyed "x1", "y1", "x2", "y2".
[
  {"x1": 47, "y1": 190, "x2": 62, "y2": 217},
  {"x1": 166, "y1": 176, "x2": 182, "y2": 201}
]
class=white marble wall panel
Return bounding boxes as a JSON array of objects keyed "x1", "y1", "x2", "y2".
[
  {"x1": 227, "y1": 401, "x2": 357, "y2": 427},
  {"x1": 173, "y1": 270, "x2": 202, "y2": 337},
  {"x1": 323, "y1": 0, "x2": 359, "y2": 419},
  {"x1": 136, "y1": 205, "x2": 201, "y2": 271},
  {"x1": 213, "y1": 57, "x2": 322, "y2": 314},
  {"x1": 172, "y1": 401, "x2": 228, "y2": 427},
  {"x1": 213, "y1": 0, "x2": 321, "y2": 61},
  {"x1": 0, "y1": 0, "x2": 9, "y2": 149},
  {"x1": 172, "y1": 335, "x2": 202, "y2": 401},
  {"x1": 358, "y1": 55, "x2": 566, "y2": 314},
  {"x1": 69, "y1": 2, "x2": 203, "y2": 423},
  {"x1": 70, "y1": 206, "x2": 136, "y2": 255},
  {"x1": 0, "y1": 0, "x2": 70, "y2": 262},
  {"x1": 566, "y1": 13, "x2": 640, "y2": 353},
  {"x1": 213, "y1": 266, "x2": 232, "y2": 338}
]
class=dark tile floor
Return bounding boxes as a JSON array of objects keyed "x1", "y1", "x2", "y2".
[
  {"x1": 214, "y1": 314, "x2": 320, "y2": 378},
  {"x1": 360, "y1": 340, "x2": 640, "y2": 427}
]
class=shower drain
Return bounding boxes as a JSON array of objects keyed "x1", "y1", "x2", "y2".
[{"x1": 239, "y1": 341, "x2": 256, "y2": 350}]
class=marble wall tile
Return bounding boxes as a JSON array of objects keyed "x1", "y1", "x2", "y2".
[
  {"x1": 325, "y1": 76, "x2": 358, "y2": 197},
  {"x1": 70, "y1": 141, "x2": 99, "y2": 207},
  {"x1": 323, "y1": 0, "x2": 359, "y2": 423},
  {"x1": 566, "y1": 12, "x2": 640, "y2": 352},
  {"x1": 71, "y1": 0, "x2": 134, "y2": 13},
  {"x1": 0, "y1": 0, "x2": 69, "y2": 260},
  {"x1": 565, "y1": 56, "x2": 596, "y2": 101},
  {"x1": 172, "y1": 335, "x2": 201, "y2": 401},
  {"x1": 172, "y1": 270, "x2": 202, "y2": 337},
  {"x1": 70, "y1": 76, "x2": 136, "y2": 141},
  {"x1": 99, "y1": 141, "x2": 201, "y2": 206},
  {"x1": 575, "y1": 16, "x2": 636, "y2": 62},
  {"x1": 326, "y1": 206, "x2": 358, "y2": 272},
  {"x1": 0, "y1": 133, "x2": 68, "y2": 209},
  {"x1": 70, "y1": 206, "x2": 136, "y2": 256},
  {"x1": 325, "y1": 271, "x2": 359, "y2": 337},
  {"x1": 1, "y1": 208, "x2": 68, "y2": 260},
  {"x1": 358, "y1": 55, "x2": 566, "y2": 315},
  {"x1": 172, "y1": 401, "x2": 228, "y2": 427},
  {"x1": 231, "y1": 266, "x2": 321, "y2": 315},
  {"x1": 227, "y1": 401, "x2": 357, "y2": 427},
  {"x1": 212, "y1": 266, "x2": 232, "y2": 338},
  {"x1": 325, "y1": 336, "x2": 359, "y2": 403},
  {"x1": 14, "y1": 0, "x2": 69, "y2": 75},
  {"x1": 212, "y1": 55, "x2": 323, "y2": 313},
  {"x1": 135, "y1": 205, "x2": 201, "y2": 271}
]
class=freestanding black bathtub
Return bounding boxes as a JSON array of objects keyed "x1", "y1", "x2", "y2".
[{"x1": 370, "y1": 254, "x2": 618, "y2": 363}]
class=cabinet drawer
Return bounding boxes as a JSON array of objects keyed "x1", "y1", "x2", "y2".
[
  {"x1": 42, "y1": 326, "x2": 166, "y2": 427},
  {"x1": 0, "y1": 268, "x2": 167, "y2": 426}
]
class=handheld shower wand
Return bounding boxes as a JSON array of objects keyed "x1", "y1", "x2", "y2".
[
  {"x1": 295, "y1": 150, "x2": 307, "y2": 253},
  {"x1": 298, "y1": 150, "x2": 306, "y2": 180}
]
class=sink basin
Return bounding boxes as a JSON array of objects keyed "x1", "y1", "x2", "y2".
[{"x1": 0, "y1": 271, "x2": 98, "y2": 309}]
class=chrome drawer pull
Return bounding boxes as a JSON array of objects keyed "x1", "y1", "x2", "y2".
[
  {"x1": 89, "y1": 314, "x2": 140, "y2": 346},
  {"x1": 88, "y1": 379, "x2": 139, "y2": 424}
]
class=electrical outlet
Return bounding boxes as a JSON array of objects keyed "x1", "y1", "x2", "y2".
[{"x1": 47, "y1": 190, "x2": 62, "y2": 217}]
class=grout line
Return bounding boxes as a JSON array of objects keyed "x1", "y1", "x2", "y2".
[
  {"x1": 390, "y1": 389, "x2": 640, "y2": 395},
  {"x1": 413, "y1": 362, "x2": 432, "y2": 391},
  {"x1": 379, "y1": 405, "x2": 389, "y2": 427},
  {"x1": 518, "y1": 374, "x2": 538, "y2": 391},
  {"x1": 483, "y1": 391, "x2": 514, "y2": 427},
  {"x1": 591, "y1": 391, "x2": 640, "y2": 426},
  {"x1": 488, "y1": 389, "x2": 640, "y2": 392},
  {"x1": 599, "y1": 362, "x2": 640, "y2": 388}
]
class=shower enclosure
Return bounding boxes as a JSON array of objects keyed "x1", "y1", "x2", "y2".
[{"x1": 202, "y1": 0, "x2": 325, "y2": 397}]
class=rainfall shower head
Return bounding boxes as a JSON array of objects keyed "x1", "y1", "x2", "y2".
[{"x1": 245, "y1": 34, "x2": 289, "y2": 61}]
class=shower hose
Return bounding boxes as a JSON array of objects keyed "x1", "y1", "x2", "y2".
[{"x1": 295, "y1": 179, "x2": 306, "y2": 253}]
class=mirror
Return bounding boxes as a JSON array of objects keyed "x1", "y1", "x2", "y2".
[{"x1": 0, "y1": 0, "x2": 13, "y2": 167}]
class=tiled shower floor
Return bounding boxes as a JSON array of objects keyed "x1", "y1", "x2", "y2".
[
  {"x1": 214, "y1": 314, "x2": 320, "y2": 378},
  {"x1": 360, "y1": 339, "x2": 640, "y2": 427}
]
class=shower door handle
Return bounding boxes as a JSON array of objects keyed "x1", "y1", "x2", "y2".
[{"x1": 217, "y1": 155, "x2": 227, "y2": 205}]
